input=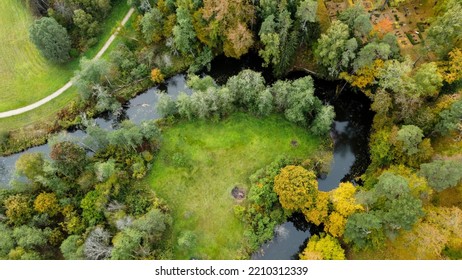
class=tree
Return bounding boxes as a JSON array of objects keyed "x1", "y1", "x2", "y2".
[
  {"x1": 84, "y1": 227, "x2": 112, "y2": 260},
  {"x1": 303, "y1": 191, "x2": 329, "y2": 226},
  {"x1": 0, "y1": 223, "x2": 14, "y2": 258},
  {"x1": 330, "y1": 182, "x2": 363, "y2": 217},
  {"x1": 173, "y1": 6, "x2": 197, "y2": 55},
  {"x1": 73, "y1": 58, "x2": 111, "y2": 100},
  {"x1": 140, "y1": 7, "x2": 165, "y2": 44},
  {"x1": 413, "y1": 63, "x2": 443, "y2": 98},
  {"x1": 156, "y1": 92, "x2": 177, "y2": 117},
  {"x1": 200, "y1": 0, "x2": 255, "y2": 58},
  {"x1": 4, "y1": 194, "x2": 33, "y2": 226},
  {"x1": 377, "y1": 58, "x2": 413, "y2": 94},
  {"x1": 132, "y1": 208, "x2": 172, "y2": 243},
  {"x1": 325, "y1": 182, "x2": 363, "y2": 237},
  {"x1": 299, "y1": 234, "x2": 345, "y2": 260},
  {"x1": 338, "y1": 4, "x2": 372, "y2": 38},
  {"x1": 13, "y1": 225, "x2": 49, "y2": 250},
  {"x1": 34, "y1": 192, "x2": 60, "y2": 217},
  {"x1": 296, "y1": 0, "x2": 318, "y2": 30},
  {"x1": 420, "y1": 160, "x2": 462, "y2": 192},
  {"x1": 15, "y1": 153, "x2": 44, "y2": 182},
  {"x1": 223, "y1": 21, "x2": 254, "y2": 59},
  {"x1": 60, "y1": 235, "x2": 84, "y2": 260},
  {"x1": 344, "y1": 212, "x2": 383, "y2": 249},
  {"x1": 434, "y1": 99, "x2": 462, "y2": 135},
  {"x1": 151, "y1": 68, "x2": 165, "y2": 83},
  {"x1": 442, "y1": 48, "x2": 462, "y2": 83},
  {"x1": 225, "y1": 70, "x2": 266, "y2": 113},
  {"x1": 353, "y1": 42, "x2": 391, "y2": 71},
  {"x1": 284, "y1": 77, "x2": 318, "y2": 126},
  {"x1": 396, "y1": 125, "x2": 424, "y2": 156},
  {"x1": 29, "y1": 17, "x2": 71, "y2": 63},
  {"x1": 50, "y1": 141, "x2": 87, "y2": 179},
  {"x1": 310, "y1": 105, "x2": 335, "y2": 136},
  {"x1": 274, "y1": 165, "x2": 318, "y2": 212},
  {"x1": 111, "y1": 228, "x2": 143, "y2": 260},
  {"x1": 382, "y1": 194, "x2": 423, "y2": 232},
  {"x1": 315, "y1": 20, "x2": 355, "y2": 77},
  {"x1": 427, "y1": 0, "x2": 462, "y2": 56},
  {"x1": 73, "y1": 9, "x2": 99, "y2": 44}
]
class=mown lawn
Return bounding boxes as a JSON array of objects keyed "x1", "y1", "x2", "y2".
[
  {"x1": 146, "y1": 113, "x2": 321, "y2": 259},
  {"x1": 0, "y1": 0, "x2": 129, "y2": 112}
]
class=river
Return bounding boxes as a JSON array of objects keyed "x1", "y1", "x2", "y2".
[{"x1": 0, "y1": 58, "x2": 373, "y2": 260}]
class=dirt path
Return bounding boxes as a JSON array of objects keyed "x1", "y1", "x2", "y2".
[{"x1": 0, "y1": 7, "x2": 135, "y2": 119}]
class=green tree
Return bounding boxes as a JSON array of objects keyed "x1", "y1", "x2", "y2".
[
  {"x1": 315, "y1": 20, "x2": 355, "y2": 77},
  {"x1": 284, "y1": 77, "x2": 318, "y2": 125},
  {"x1": 0, "y1": 223, "x2": 14, "y2": 258},
  {"x1": 413, "y1": 62, "x2": 443, "y2": 98},
  {"x1": 140, "y1": 7, "x2": 165, "y2": 44},
  {"x1": 15, "y1": 153, "x2": 44, "y2": 182},
  {"x1": 420, "y1": 160, "x2": 462, "y2": 192},
  {"x1": 156, "y1": 92, "x2": 177, "y2": 117},
  {"x1": 427, "y1": 0, "x2": 462, "y2": 56},
  {"x1": 60, "y1": 235, "x2": 85, "y2": 260},
  {"x1": 173, "y1": 6, "x2": 197, "y2": 55},
  {"x1": 310, "y1": 105, "x2": 335, "y2": 136},
  {"x1": 225, "y1": 70, "x2": 266, "y2": 113},
  {"x1": 73, "y1": 9, "x2": 99, "y2": 44},
  {"x1": 299, "y1": 234, "x2": 345, "y2": 260},
  {"x1": 353, "y1": 42, "x2": 391, "y2": 71},
  {"x1": 13, "y1": 225, "x2": 49, "y2": 251},
  {"x1": 111, "y1": 228, "x2": 143, "y2": 260},
  {"x1": 434, "y1": 99, "x2": 462, "y2": 135},
  {"x1": 73, "y1": 58, "x2": 111, "y2": 100},
  {"x1": 396, "y1": 125, "x2": 424, "y2": 156},
  {"x1": 29, "y1": 17, "x2": 71, "y2": 63},
  {"x1": 132, "y1": 208, "x2": 172, "y2": 242},
  {"x1": 274, "y1": 165, "x2": 318, "y2": 212},
  {"x1": 344, "y1": 212, "x2": 384, "y2": 249}
]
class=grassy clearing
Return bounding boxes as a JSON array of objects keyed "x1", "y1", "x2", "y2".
[
  {"x1": 146, "y1": 113, "x2": 321, "y2": 259},
  {"x1": 0, "y1": 0, "x2": 75, "y2": 111},
  {"x1": 0, "y1": 1, "x2": 131, "y2": 135},
  {"x1": 0, "y1": 0, "x2": 129, "y2": 112}
]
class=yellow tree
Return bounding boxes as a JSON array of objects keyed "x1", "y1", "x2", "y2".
[
  {"x1": 299, "y1": 234, "x2": 345, "y2": 260},
  {"x1": 303, "y1": 191, "x2": 329, "y2": 225},
  {"x1": 34, "y1": 192, "x2": 60, "y2": 217},
  {"x1": 274, "y1": 165, "x2": 318, "y2": 212},
  {"x1": 441, "y1": 48, "x2": 462, "y2": 83},
  {"x1": 325, "y1": 182, "x2": 363, "y2": 237}
]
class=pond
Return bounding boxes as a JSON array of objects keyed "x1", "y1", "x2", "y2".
[{"x1": 0, "y1": 56, "x2": 373, "y2": 260}]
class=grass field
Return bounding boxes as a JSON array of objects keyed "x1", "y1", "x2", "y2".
[
  {"x1": 0, "y1": 1, "x2": 132, "y2": 134},
  {"x1": 0, "y1": 0, "x2": 75, "y2": 111},
  {"x1": 146, "y1": 113, "x2": 321, "y2": 259},
  {"x1": 0, "y1": 0, "x2": 129, "y2": 112}
]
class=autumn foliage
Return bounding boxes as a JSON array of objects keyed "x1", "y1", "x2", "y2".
[
  {"x1": 273, "y1": 165, "x2": 318, "y2": 212},
  {"x1": 151, "y1": 68, "x2": 165, "y2": 83},
  {"x1": 373, "y1": 18, "x2": 393, "y2": 38}
]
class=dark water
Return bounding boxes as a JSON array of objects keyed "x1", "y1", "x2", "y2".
[{"x1": 0, "y1": 57, "x2": 373, "y2": 260}]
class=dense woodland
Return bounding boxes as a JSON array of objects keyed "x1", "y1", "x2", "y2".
[{"x1": 1, "y1": 0, "x2": 461, "y2": 259}]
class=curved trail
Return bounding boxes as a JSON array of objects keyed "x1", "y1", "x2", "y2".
[{"x1": 0, "y1": 7, "x2": 135, "y2": 119}]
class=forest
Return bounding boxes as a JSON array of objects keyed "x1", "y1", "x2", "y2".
[{"x1": 0, "y1": 0, "x2": 461, "y2": 260}]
